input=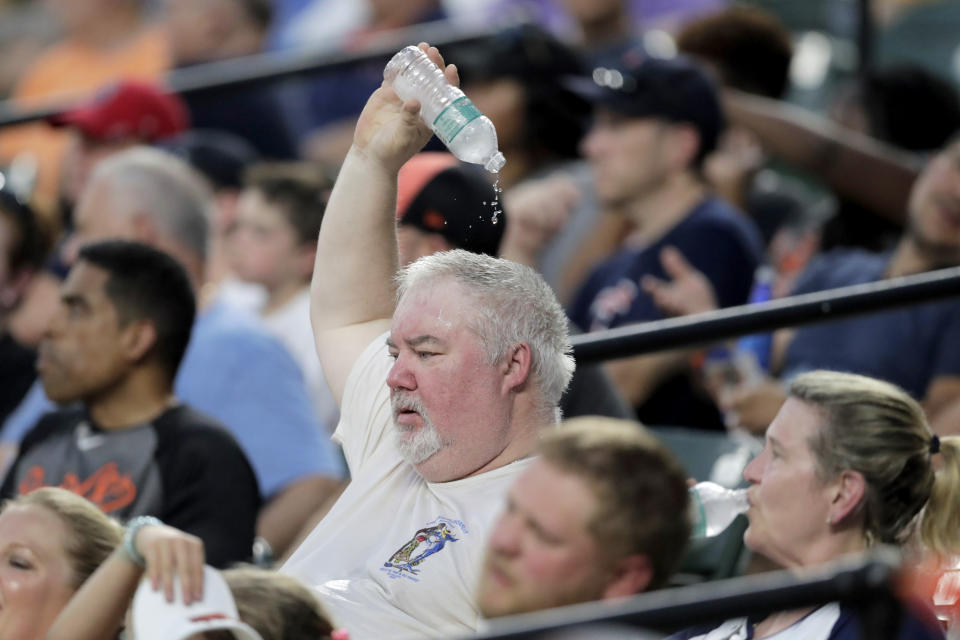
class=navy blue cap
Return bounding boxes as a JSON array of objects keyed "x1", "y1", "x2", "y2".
[{"x1": 567, "y1": 54, "x2": 725, "y2": 158}]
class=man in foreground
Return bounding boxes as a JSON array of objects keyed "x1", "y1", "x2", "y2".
[
  {"x1": 281, "y1": 44, "x2": 575, "y2": 638},
  {"x1": 477, "y1": 416, "x2": 691, "y2": 619}
]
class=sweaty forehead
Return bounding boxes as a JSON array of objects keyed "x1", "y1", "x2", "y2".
[
  {"x1": 393, "y1": 281, "x2": 483, "y2": 341},
  {"x1": 397, "y1": 278, "x2": 473, "y2": 314}
]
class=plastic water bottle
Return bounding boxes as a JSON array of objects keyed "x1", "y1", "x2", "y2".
[
  {"x1": 384, "y1": 46, "x2": 506, "y2": 173},
  {"x1": 689, "y1": 481, "x2": 749, "y2": 538}
]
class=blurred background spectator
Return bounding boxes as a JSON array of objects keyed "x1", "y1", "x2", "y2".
[
  {"x1": 0, "y1": 0, "x2": 169, "y2": 214},
  {"x1": 163, "y1": 0, "x2": 305, "y2": 160},
  {"x1": 0, "y1": 0, "x2": 957, "y2": 632}
]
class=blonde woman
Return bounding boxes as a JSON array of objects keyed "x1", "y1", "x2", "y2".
[{"x1": 670, "y1": 370, "x2": 958, "y2": 640}]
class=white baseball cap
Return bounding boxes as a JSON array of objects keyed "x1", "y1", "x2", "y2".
[{"x1": 131, "y1": 565, "x2": 264, "y2": 640}]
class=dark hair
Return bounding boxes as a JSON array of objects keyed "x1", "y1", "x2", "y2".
[
  {"x1": 78, "y1": 241, "x2": 196, "y2": 382},
  {"x1": 540, "y1": 417, "x2": 691, "y2": 589},
  {"x1": 676, "y1": 6, "x2": 793, "y2": 99},
  {"x1": 858, "y1": 65, "x2": 960, "y2": 151},
  {"x1": 456, "y1": 25, "x2": 591, "y2": 165},
  {"x1": 243, "y1": 163, "x2": 332, "y2": 245},
  {"x1": 0, "y1": 187, "x2": 46, "y2": 273},
  {"x1": 164, "y1": 129, "x2": 260, "y2": 191}
]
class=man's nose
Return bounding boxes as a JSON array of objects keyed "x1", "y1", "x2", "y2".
[{"x1": 386, "y1": 353, "x2": 416, "y2": 391}]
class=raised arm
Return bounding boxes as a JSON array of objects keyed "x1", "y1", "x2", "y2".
[
  {"x1": 723, "y1": 89, "x2": 921, "y2": 225},
  {"x1": 310, "y1": 44, "x2": 457, "y2": 403},
  {"x1": 47, "y1": 522, "x2": 205, "y2": 640}
]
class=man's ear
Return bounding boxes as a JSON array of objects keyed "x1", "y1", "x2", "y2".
[
  {"x1": 121, "y1": 319, "x2": 158, "y2": 364},
  {"x1": 602, "y1": 554, "x2": 653, "y2": 599},
  {"x1": 828, "y1": 469, "x2": 866, "y2": 526},
  {"x1": 500, "y1": 341, "x2": 533, "y2": 393}
]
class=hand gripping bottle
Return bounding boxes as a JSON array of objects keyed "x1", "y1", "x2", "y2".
[
  {"x1": 384, "y1": 45, "x2": 506, "y2": 173},
  {"x1": 689, "y1": 481, "x2": 749, "y2": 539}
]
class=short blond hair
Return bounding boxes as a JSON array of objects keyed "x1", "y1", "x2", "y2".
[
  {"x1": 539, "y1": 417, "x2": 691, "y2": 589},
  {"x1": 220, "y1": 567, "x2": 334, "y2": 640}
]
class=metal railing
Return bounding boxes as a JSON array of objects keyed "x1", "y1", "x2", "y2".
[
  {"x1": 571, "y1": 265, "x2": 960, "y2": 364},
  {"x1": 468, "y1": 548, "x2": 906, "y2": 639}
]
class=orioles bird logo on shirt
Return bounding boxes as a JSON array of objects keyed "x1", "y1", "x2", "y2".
[{"x1": 383, "y1": 522, "x2": 458, "y2": 575}]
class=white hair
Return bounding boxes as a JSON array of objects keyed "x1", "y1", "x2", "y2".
[
  {"x1": 89, "y1": 146, "x2": 214, "y2": 262},
  {"x1": 396, "y1": 249, "x2": 575, "y2": 414},
  {"x1": 392, "y1": 393, "x2": 446, "y2": 464}
]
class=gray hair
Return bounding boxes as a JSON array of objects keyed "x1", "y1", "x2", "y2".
[
  {"x1": 396, "y1": 249, "x2": 575, "y2": 413},
  {"x1": 89, "y1": 146, "x2": 213, "y2": 261}
]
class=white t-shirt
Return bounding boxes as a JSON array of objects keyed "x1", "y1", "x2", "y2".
[
  {"x1": 281, "y1": 333, "x2": 530, "y2": 640},
  {"x1": 260, "y1": 289, "x2": 339, "y2": 433}
]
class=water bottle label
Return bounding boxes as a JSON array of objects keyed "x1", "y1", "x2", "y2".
[
  {"x1": 432, "y1": 96, "x2": 482, "y2": 144},
  {"x1": 692, "y1": 493, "x2": 707, "y2": 538}
]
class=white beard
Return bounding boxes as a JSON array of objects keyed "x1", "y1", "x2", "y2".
[{"x1": 392, "y1": 394, "x2": 444, "y2": 465}]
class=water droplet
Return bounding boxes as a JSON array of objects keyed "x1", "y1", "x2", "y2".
[{"x1": 490, "y1": 177, "x2": 501, "y2": 225}]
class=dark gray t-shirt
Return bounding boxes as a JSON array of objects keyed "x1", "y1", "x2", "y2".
[{"x1": 1, "y1": 404, "x2": 260, "y2": 567}]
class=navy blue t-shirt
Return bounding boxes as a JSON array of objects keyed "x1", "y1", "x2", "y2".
[
  {"x1": 569, "y1": 197, "x2": 763, "y2": 331},
  {"x1": 783, "y1": 250, "x2": 960, "y2": 398},
  {"x1": 568, "y1": 197, "x2": 763, "y2": 429}
]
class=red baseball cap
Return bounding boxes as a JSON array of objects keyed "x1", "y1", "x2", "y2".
[{"x1": 49, "y1": 79, "x2": 189, "y2": 142}]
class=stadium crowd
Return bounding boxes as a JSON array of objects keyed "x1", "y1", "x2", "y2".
[{"x1": 0, "y1": 0, "x2": 959, "y2": 638}]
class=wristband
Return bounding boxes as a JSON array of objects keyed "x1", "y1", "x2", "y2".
[{"x1": 123, "y1": 515, "x2": 162, "y2": 567}]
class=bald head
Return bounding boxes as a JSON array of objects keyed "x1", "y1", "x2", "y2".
[{"x1": 75, "y1": 146, "x2": 213, "y2": 264}]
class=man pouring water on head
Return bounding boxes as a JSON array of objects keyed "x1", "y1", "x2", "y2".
[{"x1": 280, "y1": 43, "x2": 575, "y2": 639}]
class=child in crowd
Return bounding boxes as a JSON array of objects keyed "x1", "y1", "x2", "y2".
[{"x1": 229, "y1": 163, "x2": 338, "y2": 434}]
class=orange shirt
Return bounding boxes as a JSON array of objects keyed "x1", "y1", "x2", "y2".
[{"x1": 0, "y1": 25, "x2": 171, "y2": 210}]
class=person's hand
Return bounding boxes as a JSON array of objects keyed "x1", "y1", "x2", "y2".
[
  {"x1": 500, "y1": 174, "x2": 581, "y2": 264},
  {"x1": 720, "y1": 379, "x2": 786, "y2": 435},
  {"x1": 134, "y1": 524, "x2": 205, "y2": 605},
  {"x1": 641, "y1": 246, "x2": 718, "y2": 316},
  {"x1": 353, "y1": 43, "x2": 457, "y2": 173}
]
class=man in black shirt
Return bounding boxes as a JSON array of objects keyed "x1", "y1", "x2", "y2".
[{"x1": 1, "y1": 240, "x2": 259, "y2": 567}]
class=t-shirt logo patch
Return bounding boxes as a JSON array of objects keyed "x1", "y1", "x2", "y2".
[
  {"x1": 19, "y1": 462, "x2": 137, "y2": 513},
  {"x1": 381, "y1": 517, "x2": 467, "y2": 582},
  {"x1": 589, "y1": 277, "x2": 638, "y2": 331}
]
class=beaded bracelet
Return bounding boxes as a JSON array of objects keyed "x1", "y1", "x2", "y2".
[{"x1": 123, "y1": 515, "x2": 162, "y2": 567}]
